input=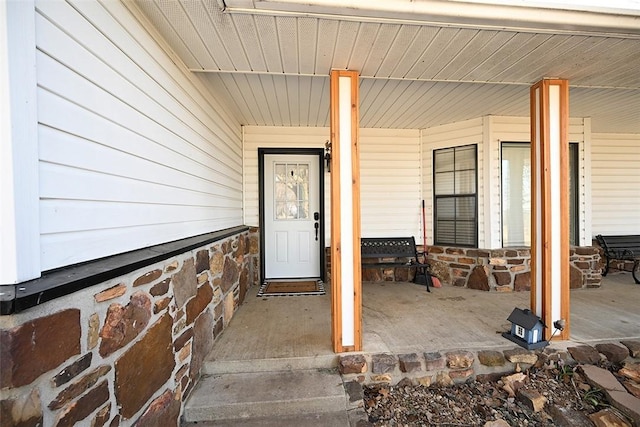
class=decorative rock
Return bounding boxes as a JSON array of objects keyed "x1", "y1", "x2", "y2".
[
  {"x1": 549, "y1": 404, "x2": 594, "y2": 427},
  {"x1": 150, "y1": 279, "x2": 171, "y2": 297},
  {"x1": 196, "y1": 250, "x2": 209, "y2": 274},
  {"x1": 623, "y1": 380, "x2": 640, "y2": 399},
  {"x1": 0, "y1": 309, "x2": 81, "y2": 388},
  {"x1": 135, "y1": 389, "x2": 181, "y2": 427},
  {"x1": 94, "y1": 283, "x2": 127, "y2": 302},
  {"x1": 398, "y1": 353, "x2": 422, "y2": 373},
  {"x1": 114, "y1": 314, "x2": 175, "y2": 419},
  {"x1": 581, "y1": 364, "x2": 640, "y2": 426},
  {"x1": 210, "y1": 252, "x2": 224, "y2": 276},
  {"x1": 133, "y1": 269, "x2": 162, "y2": 287},
  {"x1": 186, "y1": 283, "x2": 213, "y2": 325},
  {"x1": 344, "y1": 381, "x2": 364, "y2": 403},
  {"x1": 501, "y1": 372, "x2": 527, "y2": 398},
  {"x1": 197, "y1": 272, "x2": 209, "y2": 285},
  {"x1": 503, "y1": 348, "x2": 538, "y2": 365},
  {"x1": 189, "y1": 310, "x2": 214, "y2": 381},
  {"x1": 596, "y1": 343, "x2": 629, "y2": 364},
  {"x1": 221, "y1": 258, "x2": 240, "y2": 293},
  {"x1": 436, "y1": 371, "x2": 454, "y2": 386},
  {"x1": 49, "y1": 365, "x2": 111, "y2": 410},
  {"x1": 514, "y1": 272, "x2": 531, "y2": 291},
  {"x1": 154, "y1": 297, "x2": 171, "y2": 314},
  {"x1": 0, "y1": 387, "x2": 43, "y2": 427},
  {"x1": 172, "y1": 258, "x2": 198, "y2": 308},
  {"x1": 92, "y1": 403, "x2": 111, "y2": 427},
  {"x1": 424, "y1": 352, "x2": 446, "y2": 371},
  {"x1": 99, "y1": 291, "x2": 152, "y2": 357},
  {"x1": 589, "y1": 408, "x2": 632, "y2": 427},
  {"x1": 449, "y1": 368, "x2": 474, "y2": 382},
  {"x1": 621, "y1": 340, "x2": 640, "y2": 358},
  {"x1": 619, "y1": 363, "x2": 640, "y2": 383},
  {"x1": 493, "y1": 271, "x2": 512, "y2": 286},
  {"x1": 173, "y1": 328, "x2": 193, "y2": 352},
  {"x1": 446, "y1": 350, "x2": 474, "y2": 369},
  {"x1": 396, "y1": 377, "x2": 414, "y2": 387},
  {"x1": 416, "y1": 375, "x2": 432, "y2": 387},
  {"x1": 372, "y1": 354, "x2": 397, "y2": 374},
  {"x1": 478, "y1": 350, "x2": 505, "y2": 367},
  {"x1": 484, "y1": 420, "x2": 510, "y2": 427},
  {"x1": 370, "y1": 374, "x2": 392, "y2": 383},
  {"x1": 467, "y1": 266, "x2": 490, "y2": 291},
  {"x1": 223, "y1": 291, "x2": 235, "y2": 326},
  {"x1": 178, "y1": 341, "x2": 192, "y2": 363},
  {"x1": 52, "y1": 353, "x2": 93, "y2": 387},
  {"x1": 517, "y1": 389, "x2": 547, "y2": 412},
  {"x1": 164, "y1": 261, "x2": 179, "y2": 273},
  {"x1": 88, "y1": 313, "x2": 100, "y2": 350},
  {"x1": 54, "y1": 380, "x2": 109, "y2": 427},
  {"x1": 568, "y1": 345, "x2": 601, "y2": 364}
]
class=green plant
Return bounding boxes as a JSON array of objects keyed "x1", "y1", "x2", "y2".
[{"x1": 583, "y1": 388, "x2": 608, "y2": 408}]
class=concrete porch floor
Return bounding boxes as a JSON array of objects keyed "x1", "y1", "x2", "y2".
[{"x1": 205, "y1": 272, "x2": 640, "y2": 365}]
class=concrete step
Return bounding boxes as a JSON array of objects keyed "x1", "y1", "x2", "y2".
[
  {"x1": 183, "y1": 411, "x2": 351, "y2": 427},
  {"x1": 202, "y1": 354, "x2": 338, "y2": 375},
  {"x1": 183, "y1": 369, "x2": 347, "y2": 423}
]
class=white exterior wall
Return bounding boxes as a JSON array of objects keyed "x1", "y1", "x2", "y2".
[
  {"x1": 421, "y1": 118, "x2": 485, "y2": 246},
  {"x1": 35, "y1": 1, "x2": 242, "y2": 271},
  {"x1": 243, "y1": 126, "x2": 422, "y2": 245},
  {"x1": 591, "y1": 133, "x2": 640, "y2": 236},
  {"x1": 422, "y1": 116, "x2": 589, "y2": 249}
]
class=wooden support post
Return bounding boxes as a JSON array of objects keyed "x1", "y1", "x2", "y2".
[
  {"x1": 530, "y1": 79, "x2": 570, "y2": 341},
  {"x1": 329, "y1": 70, "x2": 362, "y2": 352}
]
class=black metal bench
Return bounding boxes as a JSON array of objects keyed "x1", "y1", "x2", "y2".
[
  {"x1": 595, "y1": 234, "x2": 640, "y2": 284},
  {"x1": 361, "y1": 237, "x2": 432, "y2": 291}
]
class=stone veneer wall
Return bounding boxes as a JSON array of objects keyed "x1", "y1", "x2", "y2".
[
  {"x1": 326, "y1": 245, "x2": 602, "y2": 290},
  {"x1": 427, "y1": 246, "x2": 602, "y2": 291},
  {"x1": 0, "y1": 228, "x2": 259, "y2": 427}
]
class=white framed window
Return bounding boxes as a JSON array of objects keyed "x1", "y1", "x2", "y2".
[
  {"x1": 501, "y1": 142, "x2": 579, "y2": 247},
  {"x1": 515, "y1": 325, "x2": 526, "y2": 339},
  {"x1": 433, "y1": 145, "x2": 478, "y2": 247}
]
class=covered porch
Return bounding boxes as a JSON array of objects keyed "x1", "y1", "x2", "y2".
[{"x1": 204, "y1": 272, "x2": 640, "y2": 366}]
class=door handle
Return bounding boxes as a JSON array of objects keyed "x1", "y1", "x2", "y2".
[{"x1": 314, "y1": 222, "x2": 319, "y2": 241}]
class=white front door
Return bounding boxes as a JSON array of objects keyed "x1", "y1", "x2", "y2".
[{"x1": 264, "y1": 154, "x2": 321, "y2": 279}]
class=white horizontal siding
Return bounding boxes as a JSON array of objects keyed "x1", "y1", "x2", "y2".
[
  {"x1": 243, "y1": 126, "x2": 422, "y2": 246},
  {"x1": 35, "y1": 0, "x2": 242, "y2": 270},
  {"x1": 591, "y1": 133, "x2": 640, "y2": 236},
  {"x1": 421, "y1": 118, "x2": 484, "y2": 247}
]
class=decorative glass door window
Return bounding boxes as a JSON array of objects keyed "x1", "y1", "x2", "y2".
[{"x1": 274, "y1": 162, "x2": 310, "y2": 220}]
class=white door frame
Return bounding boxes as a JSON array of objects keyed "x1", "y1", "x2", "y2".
[{"x1": 258, "y1": 148, "x2": 326, "y2": 283}]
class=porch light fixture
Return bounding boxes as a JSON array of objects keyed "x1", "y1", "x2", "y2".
[{"x1": 324, "y1": 140, "x2": 332, "y2": 172}]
